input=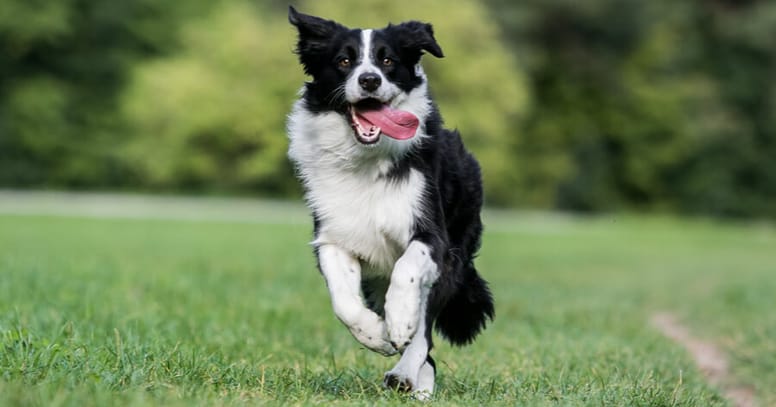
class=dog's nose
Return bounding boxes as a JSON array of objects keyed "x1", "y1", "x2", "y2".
[{"x1": 358, "y1": 72, "x2": 381, "y2": 92}]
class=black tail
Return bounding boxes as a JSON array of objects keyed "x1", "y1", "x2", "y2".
[{"x1": 434, "y1": 267, "x2": 494, "y2": 346}]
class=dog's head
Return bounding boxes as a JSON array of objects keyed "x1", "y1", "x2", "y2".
[{"x1": 289, "y1": 6, "x2": 443, "y2": 147}]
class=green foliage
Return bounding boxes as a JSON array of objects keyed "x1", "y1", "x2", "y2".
[
  {"x1": 2, "y1": 206, "x2": 776, "y2": 404},
  {"x1": 486, "y1": 0, "x2": 776, "y2": 216},
  {"x1": 121, "y1": 2, "x2": 300, "y2": 195},
  {"x1": 1, "y1": 0, "x2": 775, "y2": 217},
  {"x1": 119, "y1": 0, "x2": 527, "y2": 200},
  {"x1": 0, "y1": 0, "x2": 212, "y2": 188}
]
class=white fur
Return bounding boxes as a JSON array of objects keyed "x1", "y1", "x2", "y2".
[
  {"x1": 287, "y1": 76, "x2": 434, "y2": 272},
  {"x1": 314, "y1": 169, "x2": 425, "y2": 272},
  {"x1": 415, "y1": 361, "x2": 435, "y2": 399},
  {"x1": 384, "y1": 241, "x2": 438, "y2": 347},
  {"x1": 383, "y1": 242, "x2": 438, "y2": 398},
  {"x1": 345, "y1": 29, "x2": 402, "y2": 105},
  {"x1": 317, "y1": 243, "x2": 396, "y2": 355}
]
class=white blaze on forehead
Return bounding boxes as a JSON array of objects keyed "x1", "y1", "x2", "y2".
[
  {"x1": 346, "y1": 29, "x2": 392, "y2": 103},
  {"x1": 360, "y1": 29, "x2": 374, "y2": 66},
  {"x1": 354, "y1": 29, "x2": 379, "y2": 78}
]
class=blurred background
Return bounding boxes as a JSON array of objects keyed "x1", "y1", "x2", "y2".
[{"x1": 2, "y1": 0, "x2": 775, "y2": 218}]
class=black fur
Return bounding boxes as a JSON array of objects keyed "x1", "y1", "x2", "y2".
[{"x1": 288, "y1": 5, "x2": 493, "y2": 349}]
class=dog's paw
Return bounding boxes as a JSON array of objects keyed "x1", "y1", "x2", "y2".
[
  {"x1": 348, "y1": 311, "x2": 397, "y2": 356},
  {"x1": 385, "y1": 242, "x2": 436, "y2": 352},
  {"x1": 383, "y1": 370, "x2": 415, "y2": 393},
  {"x1": 383, "y1": 370, "x2": 433, "y2": 400},
  {"x1": 384, "y1": 282, "x2": 420, "y2": 351},
  {"x1": 385, "y1": 307, "x2": 418, "y2": 352},
  {"x1": 358, "y1": 334, "x2": 397, "y2": 356}
]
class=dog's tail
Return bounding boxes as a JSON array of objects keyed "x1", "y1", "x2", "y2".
[{"x1": 434, "y1": 265, "x2": 494, "y2": 346}]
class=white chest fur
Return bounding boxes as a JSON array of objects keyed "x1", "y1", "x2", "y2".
[
  {"x1": 310, "y1": 166, "x2": 425, "y2": 274},
  {"x1": 288, "y1": 103, "x2": 426, "y2": 274}
]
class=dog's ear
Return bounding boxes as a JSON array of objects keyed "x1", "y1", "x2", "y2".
[
  {"x1": 390, "y1": 21, "x2": 444, "y2": 59},
  {"x1": 289, "y1": 6, "x2": 348, "y2": 75},
  {"x1": 289, "y1": 6, "x2": 347, "y2": 58}
]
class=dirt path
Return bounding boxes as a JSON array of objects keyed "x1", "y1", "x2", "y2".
[{"x1": 651, "y1": 312, "x2": 756, "y2": 407}]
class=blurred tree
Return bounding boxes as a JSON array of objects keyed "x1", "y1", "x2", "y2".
[
  {"x1": 0, "y1": 0, "x2": 210, "y2": 187},
  {"x1": 671, "y1": 1, "x2": 776, "y2": 217},
  {"x1": 120, "y1": 0, "x2": 528, "y2": 201},
  {"x1": 486, "y1": 0, "x2": 776, "y2": 217},
  {"x1": 2, "y1": 0, "x2": 775, "y2": 218},
  {"x1": 120, "y1": 1, "x2": 301, "y2": 195}
]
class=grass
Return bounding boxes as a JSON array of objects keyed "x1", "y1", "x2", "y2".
[{"x1": 1, "y1": 196, "x2": 775, "y2": 406}]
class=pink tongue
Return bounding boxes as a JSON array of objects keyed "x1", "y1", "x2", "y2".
[{"x1": 355, "y1": 105, "x2": 419, "y2": 140}]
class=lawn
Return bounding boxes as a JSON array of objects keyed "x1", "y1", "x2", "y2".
[{"x1": 1, "y1": 196, "x2": 774, "y2": 406}]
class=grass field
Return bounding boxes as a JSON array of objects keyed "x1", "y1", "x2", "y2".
[{"x1": 1, "y1": 194, "x2": 775, "y2": 406}]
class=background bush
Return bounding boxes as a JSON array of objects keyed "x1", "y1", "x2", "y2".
[{"x1": 1, "y1": 0, "x2": 774, "y2": 217}]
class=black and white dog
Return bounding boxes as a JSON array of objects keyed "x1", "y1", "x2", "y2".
[{"x1": 286, "y1": 6, "x2": 494, "y2": 398}]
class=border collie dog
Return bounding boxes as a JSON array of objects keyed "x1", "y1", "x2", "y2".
[{"x1": 286, "y1": 6, "x2": 494, "y2": 398}]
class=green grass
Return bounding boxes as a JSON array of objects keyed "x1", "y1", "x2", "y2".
[{"x1": 1, "y1": 203, "x2": 775, "y2": 406}]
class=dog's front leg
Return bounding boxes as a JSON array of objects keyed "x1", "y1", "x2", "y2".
[
  {"x1": 383, "y1": 240, "x2": 439, "y2": 398},
  {"x1": 384, "y1": 241, "x2": 439, "y2": 351},
  {"x1": 317, "y1": 243, "x2": 397, "y2": 356}
]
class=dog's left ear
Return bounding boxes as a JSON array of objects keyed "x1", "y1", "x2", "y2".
[{"x1": 390, "y1": 21, "x2": 444, "y2": 59}]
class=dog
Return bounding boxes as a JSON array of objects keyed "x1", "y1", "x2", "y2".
[{"x1": 286, "y1": 6, "x2": 494, "y2": 398}]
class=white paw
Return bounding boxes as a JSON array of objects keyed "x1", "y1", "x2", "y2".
[
  {"x1": 348, "y1": 310, "x2": 397, "y2": 356},
  {"x1": 384, "y1": 280, "x2": 420, "y2": 351},
  {"x1": 384, "y1": 241, "x2": 436, "y2": 351}
]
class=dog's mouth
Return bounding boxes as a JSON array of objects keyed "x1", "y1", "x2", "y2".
[{"x1": 348, "y1": 99, "x2": 419, "y2": 145}]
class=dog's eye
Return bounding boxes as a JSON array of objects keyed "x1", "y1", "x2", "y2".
[
  {"x1": 338, "y1": 58, "x2": 351, "y2": 68},
  {"x1": 382, "y1": 58, "x2": 393, "y2": 67}
]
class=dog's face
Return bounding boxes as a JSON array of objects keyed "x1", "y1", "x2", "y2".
[{"x1": 289, "y1": 7, "x2": 443, "y2": 147}]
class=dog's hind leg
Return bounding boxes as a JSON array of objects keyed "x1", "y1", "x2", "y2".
[
  {"x1": 415, "y1": 356, "x2": 436, "y2": 399},
  {"x1": 317, "y1": 243, "x2": 397, "y2": 356}
]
